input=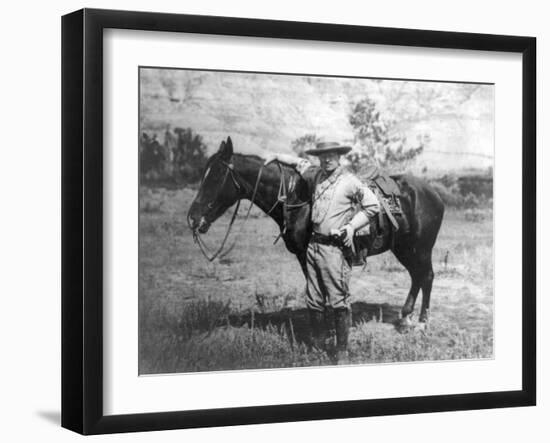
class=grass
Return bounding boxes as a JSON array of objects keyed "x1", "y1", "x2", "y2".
[
  {"x1": 140, "y1": 303, "x2": 492, "y2": 374},
  {"x1": 139, "y1": 187, "x2": 493, "y2": 374}
]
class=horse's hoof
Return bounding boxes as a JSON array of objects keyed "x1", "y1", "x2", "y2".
[{"x1": 415, "y1": 322, "x2": 428, "y2": 332}]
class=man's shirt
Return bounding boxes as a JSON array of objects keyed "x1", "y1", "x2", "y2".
[{"x1": 296, "y1": 160, "x2": 379, "y2": 236}]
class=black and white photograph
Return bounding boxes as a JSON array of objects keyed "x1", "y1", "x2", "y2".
[
  {"x1": 138, "y1": 68, "x2": 494, "y2": 374},
  {"x1": 1, "y1": 0, "x2": 544, "y2": 440}
]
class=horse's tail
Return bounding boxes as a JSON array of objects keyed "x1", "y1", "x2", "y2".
[{"x1": 418, "y1": 178, "x2": 445, "y2": 249}]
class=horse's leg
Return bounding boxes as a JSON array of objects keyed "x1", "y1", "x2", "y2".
[
  {"x1": 392, "y1": 176, "x2": 443, "y2": 326},
  {"x1": 402, "y1": 278, "x2": 422, "y2": 321},
  {"x1": 418, "y1": 254, "x2": 434, "y2": 323},
  {"x1": 296, "y1": 251, "x2": 307, "y2": 279},
  {"x1": 392, "y1": 248, "x2": 431, "y2": 323}
]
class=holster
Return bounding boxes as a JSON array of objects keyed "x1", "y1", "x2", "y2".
[{"x1": 311, "y1": 232, "x2": 366, "y2": 266}]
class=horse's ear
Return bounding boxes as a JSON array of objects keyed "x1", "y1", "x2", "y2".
[
  {"x1": 217, "y1": 140, "x2": 226, "y2": 152},
  {"x1": 219, "y1": 137, "x2": 233, "y2": 160},
  {"x1": 225, "y1": 137, "x2": 233, "y2": 154}
]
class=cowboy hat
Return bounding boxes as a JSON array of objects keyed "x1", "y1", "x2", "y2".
[{"x1": 305, "y1": 141, "x2": 352, "y2": 156}]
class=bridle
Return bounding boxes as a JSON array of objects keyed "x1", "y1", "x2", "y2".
[
  {"x1": 189, "y1": 156, "x2": 310, "y2": 261},
  {"x1": 266, "y1": 162, "x2": 309, "y2": 244},
  {"x1": 188, "y1": 155, "x2": 265, "y2": 261}
]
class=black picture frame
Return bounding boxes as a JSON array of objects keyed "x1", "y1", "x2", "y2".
[{"x1": 61, "y1": 8, "x2": 536, "y2": 435}]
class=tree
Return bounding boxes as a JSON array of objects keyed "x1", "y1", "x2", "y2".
[
  {"x1": 172, "y1": 127, "x2": 208, "y2": 183},
  {"x1": 290, "y1": 133, "x2": 321, "y2": 158},
  {"x1": 139, "y1": 127, "x2": 208, "y2": 186},
  {"x1": 348, "y1": 97, "x2": 427, "y2": 175},
  {"x1": 139, "y1": 133, "x2": 165, "y2": 179}
]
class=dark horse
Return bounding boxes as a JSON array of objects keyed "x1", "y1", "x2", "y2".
[{"x1": 188, "y1": 137, "x2": 445, "y2": 325}]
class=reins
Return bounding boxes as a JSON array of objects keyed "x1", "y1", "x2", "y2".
[
  {"x1": 191, "y1": 157, "x2": 310, "y2": 260},
  {"x1": 191, "y1": 157, "x2": 265, "y2": 262},
  {"x1": 268, "y1": 161, "x2": 309, "y2": 245},
  {"x1": 192, "y1": 199, "x2": 241, "y2": 261}
]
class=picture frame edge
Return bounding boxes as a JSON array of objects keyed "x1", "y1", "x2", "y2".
[{"x1": 61, "y1": 8, "x2": 537, "y2": 435}]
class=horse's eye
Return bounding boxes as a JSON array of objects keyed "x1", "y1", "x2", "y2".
[{"x1": 207, "y1": 202, "x2": 214, "y2": 209}]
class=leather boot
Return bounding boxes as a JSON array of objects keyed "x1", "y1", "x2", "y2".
[
  {"x1": 308, "y1": 309, "x2": 326, "y2": 351},
  {"x1": 334, "y1": 308, "x2": 351, "y2": 365}
]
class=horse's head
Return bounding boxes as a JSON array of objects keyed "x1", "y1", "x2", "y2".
[{"x1": 188, "y1": 137, "x2": 243, "y2": 234}]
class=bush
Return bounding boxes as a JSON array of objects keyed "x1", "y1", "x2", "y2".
[
  {"x1": 464, "y1": 209, "x2": 486, "y2": 223},
  {"x1": 139, "y1": 133, "x2": 165, "y2": 176},
  {"x1": 429, "y1": 174, "x2": 493, "y2": 209},
  {"x1": 139, "y1": 126, "x2": 208, "y2": 186},
  {"x1": 291, "y1": 133, "x2": 321, "y2": 158},
  {"x1": 172, "y1": 127, "x2": 208, "y2": 183}
]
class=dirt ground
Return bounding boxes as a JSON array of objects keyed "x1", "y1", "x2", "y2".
[{"x1": 139, "y1": 187, "x2": 493, "y2": 374}]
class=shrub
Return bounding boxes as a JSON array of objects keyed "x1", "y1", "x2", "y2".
[
  {"x1": 139, "y1": 126, "x2": 208, "y2": 186},
  {"x1": 291, "y1": 133, "x2": 321, "y2": 158},
  {"x1": 464, "y1": 209, "x2": 486, "y2": 223},
  {"x1": 429, "y1": 174, "x2": 493, "y2": 209},
  {"x1": 172, "y1": 127, "x2": 208, "y2": 183}
]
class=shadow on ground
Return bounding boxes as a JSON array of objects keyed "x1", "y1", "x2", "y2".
[{"x1": 227, "y1": 301, "x2": 402, "y2": 345}]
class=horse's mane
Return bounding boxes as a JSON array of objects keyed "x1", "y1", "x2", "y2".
[
  {"x1": 232, "y1": 152, "x2": 264, "y2": 164},
  {"x1": 232, "y1": 152, "x2": 301, "y2": 178},
  {"x1": 203, "y1": 150, "x2": 302, "y2": 187}
]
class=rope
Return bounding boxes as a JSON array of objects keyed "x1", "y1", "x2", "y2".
[
  {"x1": 193, "y1": 199, "x2": 241, "y2": 262},
  {"x1": 192, "y1": 158, "x2": 309, "y2": 260},
  {"x1": 217, "y1": 164, "x2": 265, "y2": 259},
  {"x1": 191, "y1": 164, "x2": 241, "y2": 262},
  {"x1": 192, "y1": 158, "x2": 265, "y2": 262}
]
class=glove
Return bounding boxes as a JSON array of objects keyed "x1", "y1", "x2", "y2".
[{"x1": 341, "y1": 224, "x2": 355, "y2": 248}]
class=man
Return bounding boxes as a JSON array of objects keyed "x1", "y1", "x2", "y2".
[{"x1": 265, "y1": 142, "x2": 379, "y2": 364}]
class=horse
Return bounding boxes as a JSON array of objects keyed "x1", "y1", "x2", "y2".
[{"x1": 188, "y1": 137, "x2": 445, "y2": 326}]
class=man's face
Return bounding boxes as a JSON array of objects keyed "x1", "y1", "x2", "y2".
[{"x1": 319, "y1": 152, "x2": 340, "y2": 173}]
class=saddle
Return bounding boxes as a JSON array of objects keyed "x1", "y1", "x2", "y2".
[
  {"x1": 351, "y1": 167, "x2": 408, "y2": 266},
  {"x1": 282, "y1": 165, "x2": 407, "y2": 266},
  {"x1": 362, "y1": 164, "x2": 401, "y2": 198},
  {"x1": 362, "y1": 164, "x2": 403, "y2": 232}
]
